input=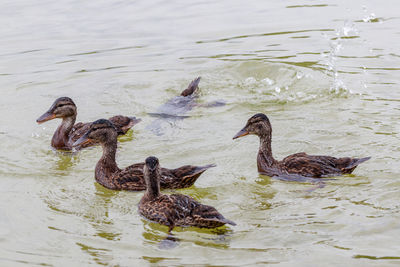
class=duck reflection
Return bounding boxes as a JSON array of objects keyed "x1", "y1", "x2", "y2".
[
  {"x1": 52, "y1": 151, "x2": 80, "y2": 172},
  {"x1": 141, "y1": 220, "x2": 233, "y2": 250}
]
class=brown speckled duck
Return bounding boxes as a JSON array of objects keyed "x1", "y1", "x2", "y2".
[
  {"x1": 73, "y1": 119, "x2": 215, "y2": 190},
  {"x1": 36, "y1": 97, "x2": 140, "y2": 150},
  {"x1": 139, "y1": 156, "x2": 236, "y2": 231},
  {"x1": 233, "y1": 113, "x2": 370, "y2": 178}
]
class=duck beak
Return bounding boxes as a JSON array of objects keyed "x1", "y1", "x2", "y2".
[
  {"x1": 36, "y1": 111, "x2": 56, "y2": 124},
  {"x1": 233, "y1": 127, "x2": 249, "y2": 139},
  {"x1": 73, "y1": 133, "x2": 92, "y2": 147}
]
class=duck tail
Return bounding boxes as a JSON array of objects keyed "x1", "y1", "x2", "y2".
[
  {"x1": 196, "y1": 163, "x2": 216, "y2": 171},
  {"x1": 109, "y1": 115, "x2": 141, "y2": 134},
  {"x1": 220, "y1": 218, "x2": 236, "y2": 226},
  {"x1": 128, "y1": 116, "x2": 142, "y2": 127},
  {"x1": 175, "y1": 163, "x2": 216, "y2": 188},
  {"x1": 343, "y1": 156, "x2": 371, "y2": 173},
  {"x1": 206, "y1": 216, "x2": 236, "y2": 227},
  {"x1": 181, "y1": 77, "x2": 201, "y2": 96},
  {"x1": 188, "y1": 163, "x2": 216, "y2": 177}
]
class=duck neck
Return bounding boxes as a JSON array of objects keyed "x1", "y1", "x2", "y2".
[
  {"x1": 258, "y1": 133, "x2": 276, "y2": 169},
  {"x1": 52, "y1": 115, "x2": 76, "y2": 149},
  {"x1": 95, "y1": 139, "x2": 119, "y2": 186},
  {"x1": 144, "y1": 171, "x2": 161, "y2": 200}
]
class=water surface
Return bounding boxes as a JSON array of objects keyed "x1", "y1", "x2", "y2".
[{"x1": 1, "y1": 0, "x2": 400, "y2": 266}]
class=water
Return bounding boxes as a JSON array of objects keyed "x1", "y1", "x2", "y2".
[{"x1": 1, "y1": 0, "x2": 400, "y2": 266}]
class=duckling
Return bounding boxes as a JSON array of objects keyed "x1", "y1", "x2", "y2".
[
  {"x1": 36, "y1": 97, "x2": 140, "y2": 150},
  {"x1": 73, "y1": 119, "x2": 215, "y2": 190},
  {"x1": 139, "y1": 156, "x2": 236, "y2": 231},
  {"x1": 233, "y1": 113, "x2": 370, "y2": 178}
]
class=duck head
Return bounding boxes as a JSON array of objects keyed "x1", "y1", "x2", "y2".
[
  {"x1": 73, "y1": 119, "x2": 118, "y2": 147},
  {"x1": 233, "y1": 113, "x2": 272, "y2": 139},
  {"x1": 37, "y1": 97, "x2": 77, "y2": 124}
]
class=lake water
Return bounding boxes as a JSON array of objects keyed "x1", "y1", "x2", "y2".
[{"x1": 1, "y1": 0, "x2": 399, "y2": 266}]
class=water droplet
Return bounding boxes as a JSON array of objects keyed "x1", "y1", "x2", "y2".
[{"x1": 261, "y1": 78, "x2": 274, "y2": 85}]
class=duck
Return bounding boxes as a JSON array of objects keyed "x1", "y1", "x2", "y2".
[
  {"x1": 154, "y1": 77, "x2": 201, "y2": 118},
  {"x1": 147, "y1": 77, "x2": 225, "y2": 136},
  {"x1": 139, "y1": 156, "x2": 236, "y2": 232},
  {"x1": 72, "y1": 119, "x2": 215, "y2": 190},
  {"x1": 233, "y1": 113, "x2": 370, "y2": 178},
  {"x1": 36, "y1": 97, "x2": 140, "y2": 151}
]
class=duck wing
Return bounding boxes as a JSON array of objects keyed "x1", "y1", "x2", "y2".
[
  {"x1": 114, "y1": 163, "x2": 147, "y2": 191},
  {"x1": 140, "y1": 194, "x2": 235, "y2": 228},
  {"x1": 281, "y1": 153, "x2": 370, "y2": 177},
  {"x1": 281, "y1": 153, "x2": 342, "y2": 177},
  {"x1": 168, "y1": 194, "x2": 236, "y2": 228}
]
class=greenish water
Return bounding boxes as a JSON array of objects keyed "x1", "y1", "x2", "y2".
[{"x1": 1, "y1": 0, "x2": 400, "y2": 266}]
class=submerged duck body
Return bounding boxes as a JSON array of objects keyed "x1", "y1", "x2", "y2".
[
  {"x1": 147, "y1": 77, "x2": 225, "y2": 135},
  {"x1": 73, "y1": 119, "x2": 215, "y2": 190},
  {"x1": 147, "y1": 77, "x2": 201, "y2": 136},
  {"x1": 139, "y1": 156, "x2": 236, "y2": 230},
  {"x1": 37, "y1": 97, "x2": 140, "y2": 150},
  {"x1": 153, "y1": 77, "x2": 201, "y2": 118},
  {"x1": 233, "y1": 113, "x2": 370, "y2": 178}
]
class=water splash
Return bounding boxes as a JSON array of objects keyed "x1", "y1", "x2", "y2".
[
  {"x1": 362, "y1": 6, "x2": 381, "y2": 23},
  {"x1": 363, "y1": 13, "x2": 377, "y2": 23},
  {"x1": 322, "y1": 21, "x2": 359, "y2": 94},
  {"x1": 238, "y1": 70, "x2": 320, "y2": 104}
]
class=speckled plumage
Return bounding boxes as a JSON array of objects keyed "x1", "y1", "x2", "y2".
[
  {"x1": 37, "y1": 97, "x2": 140, "y2": 150},
  {"x1": 233, "y1": 113, "x2": 370, "y2": 178},
  {"x1": 73, "y1": 119, "x2": 215, "y2": 191},
  {"x1": 139, "y1": 156, "x2": 236, "y2": 230}
]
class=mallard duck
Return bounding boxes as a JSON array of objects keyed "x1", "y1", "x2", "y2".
[
  {"x1": 73, "y1": 119, "x2": 215, "y2": 190},
  {"x1": 233, "y1": 113, "x2": 370, "y2": 178},
  {"x1": 139, "y1": 156, "x2": 236, "y2": 231},
  {"x1": 36, "y1": 97, "x2": 140, "y2": 150}
]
